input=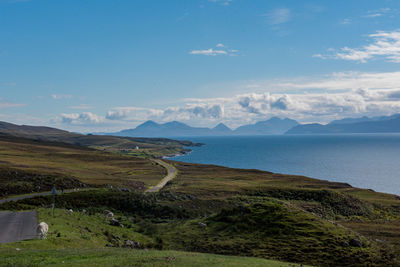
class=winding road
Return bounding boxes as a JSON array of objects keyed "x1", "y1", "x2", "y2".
[
  {"x1": 0, "y1": 159, "x2": 175, "y2": 243},
  {"x1": 145, "y1": 159, "x2": 178, "y2": 193},
  {"x1": 0, "y1": 188, "x2": 93, "y2": 205}
]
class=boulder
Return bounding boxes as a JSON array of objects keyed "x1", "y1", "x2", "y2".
[
  {"x1": 124, "y1": 239, "x2": 141, "y2": 249},
  {"x1": 110, "y1": 218, "x2": 123, "y2": 227},
  {"x1": 349, "y1": 238, "x2": 363, "y2": 247},
  {"x1": 198, "y1": 222, "x2": 207, "y2": 228}
]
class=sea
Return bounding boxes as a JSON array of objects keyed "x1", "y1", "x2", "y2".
[{"x1": 171, "y1": 134, "x2": 400, "y2": 196}]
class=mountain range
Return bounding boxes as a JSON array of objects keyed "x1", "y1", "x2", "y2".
[
  {"x1": 106, "y1": 117, "x2": 299, "y2": 137},
  {"x1": 105, "y1": 113, "x2": 400, "y2": 137},
  {"x1": 286, "y1": 114, "x2": 400, "y2": 134}
]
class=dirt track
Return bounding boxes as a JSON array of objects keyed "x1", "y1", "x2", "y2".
[{"x1": 145, "y1": 159, "x2": 177, "y2": 193}]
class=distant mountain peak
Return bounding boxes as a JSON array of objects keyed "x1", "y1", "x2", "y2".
[
  {"x1": 213, "y1": 123, "x2": 232, "y2": 132},
  {"x1": 234, "y1": 117, "x2": 299, "y2": 135},
  {"x1": 140, "y1": 120, "x2": 159, "y2": 126}
]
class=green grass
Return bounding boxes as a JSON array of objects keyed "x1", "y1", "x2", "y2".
[
  {"x1": 4, "y1": 190, "x2": 396, "y2": 266},
  {"x1": 1, "y1": 208, "x2": 153, "y2": 250},
  {"x1": 0, "y1": 249, "x2": 305, "y2": 267},
  {"x1": 159, "y1": 198, "x2": 392, "y2": 267},
  {"x1": 0, "y1": 207, "x2": 305, "y2": 267}
]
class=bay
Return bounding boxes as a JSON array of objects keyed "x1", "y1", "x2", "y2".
[{"x1": 171, "y1": 134, "x2": 400, "y2": 196}]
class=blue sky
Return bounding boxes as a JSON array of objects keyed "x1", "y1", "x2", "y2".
[{"x1": 1, "y1": 0, "x2": 400, "y2": 132}]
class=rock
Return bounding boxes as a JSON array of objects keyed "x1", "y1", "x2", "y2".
[
  {"x1": 198, "y1": 222, "x2": 207, "y2": 228},
  {"x1": 110, "y1": 219, "x2": 123, "y2": 227},
  {"x1": 125, "y1": 240, "x2": 134, "y2": 247},
  {"x1": 124, "y1": 239, "x2": 141, "y2": 249},
  {"x1": 349, "y1": 238, "x2": 363, "y2": 247},
  {"x1": 340, "y1": 241, "x2": 349, "y2": 247}
]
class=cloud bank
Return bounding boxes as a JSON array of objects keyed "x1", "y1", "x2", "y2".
[{"x1": 58, "y1": 71, "x2": 400, "y2": 130}]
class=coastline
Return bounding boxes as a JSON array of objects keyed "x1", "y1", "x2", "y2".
[
  {"x1": 162, "y1": 149, "x2": 193, "y2": 159},
  {"x1": 161, "y1": 135, "x2": 400, "y2": 196}
]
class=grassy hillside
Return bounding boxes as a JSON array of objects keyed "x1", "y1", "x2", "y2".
[
  {"x1": 0, "y1": 135, "x2": 165, "y2": 195},
  {"x1": 1, "y1": 134, "x2": 400, "y2": 266},
  {"x1": 159, "y1": 161, "x2": 400, "y2": 266},
  {"x1": 0, "y1": 121, "x2": 199, "y2": 158},
  {"x1": 2, "y1": 188, "x2": 399, "y2": 266},
  {"x1": 0, "y1": 208, "x2": 303, "y2": 267},
  {"x1": 0, "y1": 249, "x2": 303, "y2": 267}
]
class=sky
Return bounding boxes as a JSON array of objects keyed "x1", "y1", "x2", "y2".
[{"x1": 1, "y1": 0, "x2": 400, "y2": 132}]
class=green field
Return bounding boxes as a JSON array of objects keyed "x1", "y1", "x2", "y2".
[{"x1": 0, "y1": 249, "x2": 305, "y2": 267}]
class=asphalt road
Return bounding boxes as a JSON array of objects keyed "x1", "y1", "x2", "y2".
[
  {"x1": 0, "y1": 188, "x2": 93, "y2": 204},
  {"x1": 145, "y1": 159, "x2": 177, "y2": 193},
  {"x1": 0, "y1": 210, "x2": 38, "y2": 244}
]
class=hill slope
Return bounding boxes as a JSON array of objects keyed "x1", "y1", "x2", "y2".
[
  {"x1": 0, "y1": 121, "x2": 199, "y2": 158},
  {"x1": 0, "y1": 135, "x2": 165, "y2": 195}
]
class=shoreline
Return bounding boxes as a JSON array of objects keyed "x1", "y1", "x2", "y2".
[
  {"x1": 161, "y1": 135, "x2": 400, "y2": 197},
  {"x1": 162, "y1": 149, "x2": 193, "y2": 159}
]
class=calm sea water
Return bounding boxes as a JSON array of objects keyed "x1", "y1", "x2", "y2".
[{"x1": 171, "y1": 134, "x2": 400, "y2": 196}]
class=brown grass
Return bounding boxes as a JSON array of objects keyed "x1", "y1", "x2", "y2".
[{"x1": 0, "y1": 136, "x2": 165, "y2": 190}]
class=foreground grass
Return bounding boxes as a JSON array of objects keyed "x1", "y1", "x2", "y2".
[
  {"x1": 0, "y1": 208, "x2": 303, "y2": 267},
  {"x1": 1, "y1": 208, "x2": 153, "y2": 250},
  {"x1": 3, "y1": 190, "x2": 397, "y2": 266},
  {"x1": 0, "y1": 248, "x2": 305, "y2": 267}
]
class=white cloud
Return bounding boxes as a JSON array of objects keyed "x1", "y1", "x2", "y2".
[
  {"x1": 364, "y1": 8, "x2": 391, "y2": 18},
  {"x1": 264, "y1": 8, "x2": 291, "y2": 25},
  {"x1": 51, "y1": 94, "x2": 73, "y2": 100},
  {"x1": 364, "y1": 13, "x2": 382, "y2": 18},
  {"x1": 190, "y1": 48, "x2": 228, "y2": 56},
  {"x1": 317, "y1": 30, "x2": 400, "y2": 63},
  {"x1": 340, "y1": 18, "x2": 351, "y2": 25},
  {"x1": 209, "y1": 0, "x2": 232, "y2": 6},
  {"x1": 55, "y1": 71, "x2": 400, "y2": 130},
  {"x1": 275, "y1": 71, "x2": 400, "y2": 91},
  {"x1": 106, "y1": 107, "x2": 162, "y2": 120},
  {"x1": 0, "y1": 98, "x2": 25, "y2": 109},
  {"x1": 163, "y1": 104, "x2": 224, "y2": 121},
  {"x1": 190, "y1": 44, "x2": 238, "y2": 56},
  {"x1": 69, "y1": 104, "x2": 93, "y2": 110},
  {"x1": 60, "y1": 112, "x2": 104, "y2": 125},
  {"x1": 90, "y1": 71, "x2": 400, "y2": 128},
  {"x1": 312, "y1": 54, "x2": 327, "y2": 59}
]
